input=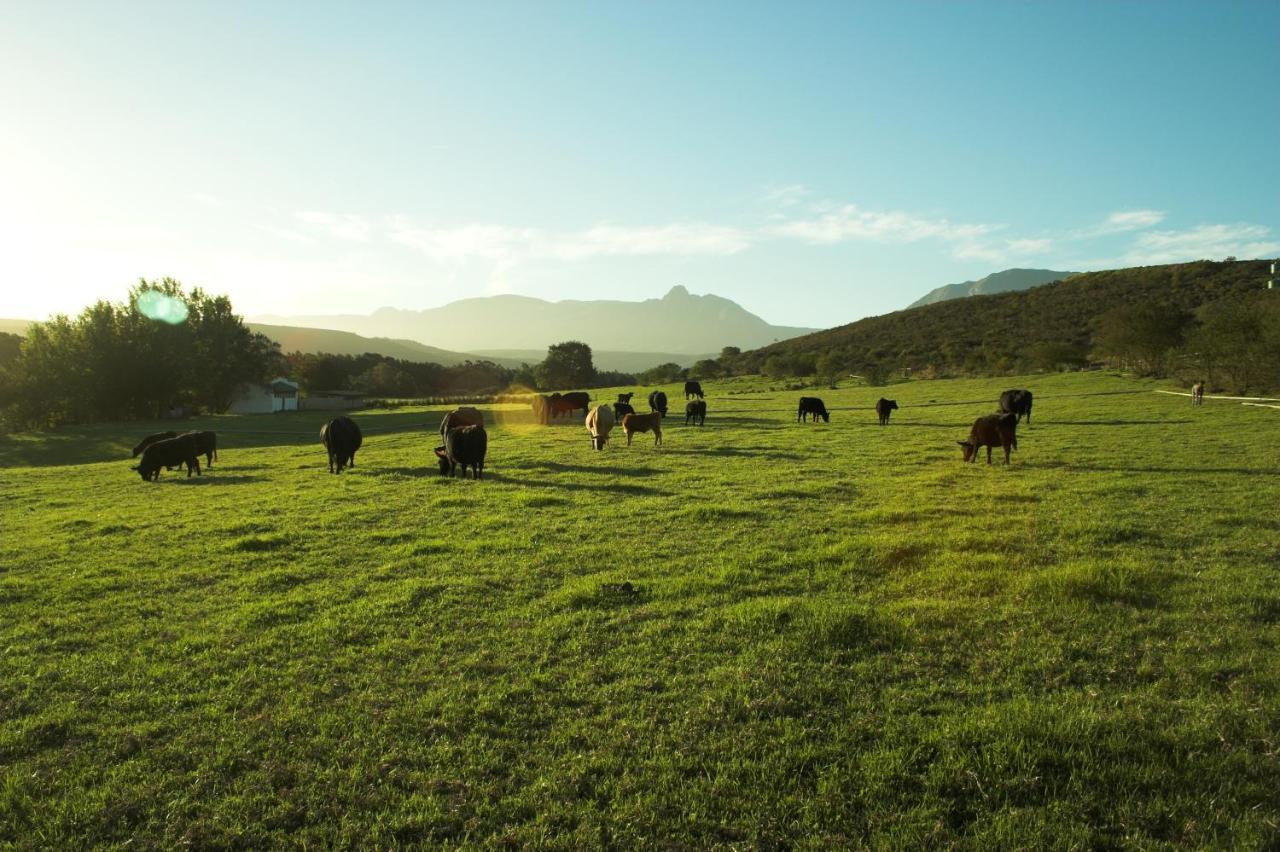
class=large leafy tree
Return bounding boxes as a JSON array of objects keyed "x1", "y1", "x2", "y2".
[
  {"x1": 538, "y1": 341, "x2": 596, "y2": 389},
  {"x1": 1, "y1": 279, "x2": 279, "y2": 428}
]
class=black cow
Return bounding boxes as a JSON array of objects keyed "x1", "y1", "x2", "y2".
[
  {"x1": 685, "y1": 399, "x2": 706, "y2": 426},
  {"x1": 612, "y1": 401, "x2": 636, "y2": 421},
  {"x1": 132, "y1": 431, "x2": 177, "y2": 458},
  {"x1": 875, "y1": 398, "x2": 898, "y2": 426},
  {"x1": 998, "y1": 389, "x2": 1033, "y2": 425},
  {"x1": 648, "y1": 390, "x2": 669, "y2": 418},
  {"x1": 321, "y1": 416, "x2": 362, "y2": 473},
  {"x1": 559, "y1": 392, "x2": 590, "y2": 417},
  {"x1": 684, "y1": 381, "x2": 704, "y2": 400},
  {"x1": 617, "y1": 392, "x2": 634, "y2": 404},
  {"x1": 435, "y1": 424, "x2": 487, "y2": 479},
  {"x1": 440, "y1": 406, "x2": 484, "y2": 438},
  {"x1": 959, "y1": 413, "x2": 1018, "y2": 464},
  {"x1": 797, "y1": 397, "x2": 829, "y2": 423},
  {"x1": 132, "y1": 434, "x2": 201, "y2": 481},
  {"x1": 182, "y1": 430, "x2": 218, "y2": 467}
]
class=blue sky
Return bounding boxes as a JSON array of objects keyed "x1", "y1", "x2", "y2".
[{"x1": 2, "y1": 1, "x2": 1277, "y2": 328}]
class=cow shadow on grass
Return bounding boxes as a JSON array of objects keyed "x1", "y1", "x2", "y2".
[
  {"x1": 516, "y1": 461, "x2": 663, "y2": 478},
  {"x1": 660, "y1": 447, "x2": 804, "y2": 460},
  {"x1": 483, "y1": 471, "x2": 671, "y2": 496},
  {"x1": 378, "y1": 466, "x2": 440, "y2": 479},
  {"x1": 166, "y1": 474, "x2": 268, "y2": 485},
  {"x1": 698, "y1": 415, "x2": 787, "y2": 428},
  {"x1": 1060, "y1": 463, "x2": 1270, "y2": 477},
  {"x1": 1042, "y1": 419, "x2": 1193, "y2": 426}
]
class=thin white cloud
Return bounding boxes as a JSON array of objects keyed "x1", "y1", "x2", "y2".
[
  {"x1": 296, "y1": 211, "x2": 371, "y2": 242},
  {"x1": 1105, "y1": 209, "x2": 1165, "y2": 230},
  {"x1": 769, "y1": 204, "x2": 995, "y2": 245},
  {"x1": 952, "y1": 237, "x2": 1054, "y2": 266},
  {"x1": 1120, "y1": 223, "x2": 1280, "y2": 265},
  {"x1": 386, "y1": 218, "x2": 750, "y2": 264}
]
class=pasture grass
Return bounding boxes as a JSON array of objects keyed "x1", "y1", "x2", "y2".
[{"x1": 2, "y1": 371, "x2": 1279, "y2": 847}]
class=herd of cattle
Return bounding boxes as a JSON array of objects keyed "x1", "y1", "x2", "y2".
[{"x1": 127, "y1": 384, "x2": 1038, "y2": 482}]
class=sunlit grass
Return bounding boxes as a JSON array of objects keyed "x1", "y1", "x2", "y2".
[{"x1": 1, "y1": 371, "x2": 1278, "y2": 846}]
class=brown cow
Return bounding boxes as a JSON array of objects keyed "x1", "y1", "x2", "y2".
[
  {"x1": 622, "y1": 411, "x2": 663, "y2": 447},
  {"x1": 958, "y1": 413, "x2": 1018, "y2": 465}
]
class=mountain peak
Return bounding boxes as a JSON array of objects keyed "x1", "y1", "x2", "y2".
[
  {"x1": 907, "y1": 268, "x2": 1078, "y2": 309},
  {"x1": 663, "y1": 284, "x2": 691, "y2": 300}
]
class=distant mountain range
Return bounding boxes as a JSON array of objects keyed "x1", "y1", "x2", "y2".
[
  {"x1": 0, "y1": 317, "x2": 712, "y2": 372},
  {"x1": 907, "y1": 268, "x2": 1078, "y2": 308},
  {"x1": 253, "y1": 285, "x2": 816, "y2": 355}
]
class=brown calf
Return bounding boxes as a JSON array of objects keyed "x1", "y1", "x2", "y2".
[
  {"x1": 622, "y1": 411, "x2": 663, "y2": 446},
  {"x1": 958, "y1": 413, "x2": 1018, "y2": 465}
]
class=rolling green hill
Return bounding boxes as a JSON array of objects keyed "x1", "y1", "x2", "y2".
[
  {"x1": 748, "y1": 259, "x2": 1271, "y2": 374},
  {"x1": 246, "y1": 323, "x2": 526, "y2": 367}
]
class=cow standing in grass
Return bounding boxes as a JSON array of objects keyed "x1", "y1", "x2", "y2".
[
  {"x1": 586, "y1": 405, "x2": 615, "y2": 450},
  {"x1": 958, "y1": 413, "x2": 1018, "y2": 464},
  {"x1": 798, "y1": 397, "x2": 830, "y2": 423},
  {"x1": 612, "y1": 401, "x2": 635, "y2": 421},
  {"x1": 875, "y1": 398, "x2": 898, "y2": 426},
  {"x1": 183, "y1": 431, "x2": 218, "y2": 468},
  {"x1": 132, "y1": 434, "x2": 201, "y2": 481},
  {"x1": 684, "y1": 381, "x2": 704, "y2": 400},
  {"x1": 623, "y1": 412, "x2": 663, "y2": 446},
  {"x1": 321, "y1": 416, "x2": 362, "y2": 473},
  {"x1": 132, "y1": 431, "x2": 177, "y2": 458},
  {"x1": 998, "y1": 389, "x2": 1033, "y2": 426},
  {"x1": 435, "y1": 424, "x2": 487, "y2": 479},
  {"x1": 685, "y1": 400, "x2": 706, "y2": 426},
  {"x1": 1192, "y1": 381, "x2": 1205, "y2": 405},
  {"x1": 648, "y1": 391, "x2": 668, "y2": 418}
]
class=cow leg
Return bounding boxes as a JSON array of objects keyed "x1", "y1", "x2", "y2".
[
  {"x1": 1003, "y1": 444, "x2": 1011, "y2": 464},
  {"x1": 986, "y1": 446, "x2": 993, "y2": 464}
]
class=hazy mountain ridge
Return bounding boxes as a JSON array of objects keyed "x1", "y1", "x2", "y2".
[
  {"x1": 253, "y1": 285, "x2": 817, "y2": 354},
  {"x1": 907, "y1": 268, "x2": 1079, "y2": 308}
]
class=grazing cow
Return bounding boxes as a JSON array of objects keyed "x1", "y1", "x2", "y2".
[
  {"x1": 440, "y1": 406, "x2": 484, "y2": 438},
  {"x1": 797, "y1": 397, "x2": 830, "y2": 423},
  {"x1": 132, "y1": 431, "x2": 177, "y2": 458},
  {"x1": 958, "y1": 413, "x2": 1018, "y2": 465},
  {"x1": 617, "y1": 392, "x2": 634, "y2": 404},
  {"x1": 182, "y1": 430, "x2": 218, "y2": 467},
  {"x1": 998, "y1": 389, "x2": 1033, "y2": 426},
  {"x1": 648, "y1": 390, "x2": 669, "y2": 418},
  {"x1": 684, "y1": 380, "x2": 704, "y2": 400},
  {"x1": 585, "y1": 405, "x2": 615, "y2": 450},
  {"x1": 685, "y1": 399, "x2": 706, "y2": 426},
  {"x1": 875, "y1": 398, "x2": 899, "y2": 426},
  {"x1": 623, "y1": 411, "x2": 663, "y2": 446},
  {"x1": 547, "y1": 391, "x2": 590, "y2": 419},
  {"x1": 612, "y1": 401, "x2": 635, "y2": 421},
  {"x1": 320, "y1": 415, "x2": 362, "y2": 474},
  {"x1": 132, "y1": 434, "x2": 201, "y2": 481},
  {"x1": 1192, "y1": 381, "x2": 1205, "y2": 406},
  {"x1": 435, "y1": 424, "x2": 487, "y2": 479}
]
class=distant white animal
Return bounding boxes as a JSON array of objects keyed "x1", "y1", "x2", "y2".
[{"x1": 585, "y1": 404, "x2": 615, "y2": 450}]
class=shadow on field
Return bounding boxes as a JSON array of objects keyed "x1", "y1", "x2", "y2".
[
  {"x1": 1064, "y1": 463, "x2": 1268, "y2": 476},
  {"x1": 703, "y1": 415, "x2": 787, "y2": 427},
  {"x1": 485, "y1": 472, "x2": 671, "y2": 496},
  {"x1": 1044, "y1": 419, "x2": 1191, "y2": 426},
  {"x1": 518, "y1": 461, "x2": 662, "y2": 477},
  {"x1": 380, "y1": 466, "x2": 439, "y2": 478},
  {"x1": 166, "y1": 474, "x2": 267, "y2": 485},
  {"x1": 661, "y1": 447, "x2": 804, "y2": 460}
]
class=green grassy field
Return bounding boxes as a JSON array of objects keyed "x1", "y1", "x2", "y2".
[{"x1": 2, "y1": 371, "x2": 1278, "y2": 848}]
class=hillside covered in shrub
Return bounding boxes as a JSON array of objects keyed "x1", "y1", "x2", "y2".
[{"x1": 740, "y1": 260, "x2": 1275, "y2": 383}]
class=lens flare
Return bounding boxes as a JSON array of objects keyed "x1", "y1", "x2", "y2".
[{"x1": 136, "y1": 291, "x2": 189, "y2": 325}]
